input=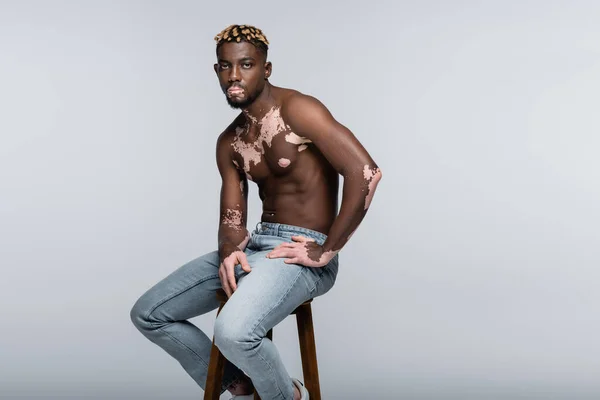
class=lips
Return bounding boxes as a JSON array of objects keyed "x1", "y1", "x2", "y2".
[{"x1": 227, "y1": 86, "x2": 244, "y2": 95}]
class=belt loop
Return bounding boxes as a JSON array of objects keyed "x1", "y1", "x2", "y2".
[{"x1": 255, "y1": 222, "x2": 262, "y2": 233}]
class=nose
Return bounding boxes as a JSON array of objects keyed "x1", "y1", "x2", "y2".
[{"x1": 228, "y1": 65, "x2": 241, "y2": 82}]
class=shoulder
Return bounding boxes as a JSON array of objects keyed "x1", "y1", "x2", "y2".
[
  {"x1": 217, "y1": 113, "x2": 245, "y2": 149},
  {"x1": 280, "y1": 90, "x2": 331, "y2": 121},
  {"x1": 279, "y1": 90, "x2": 335, "y2": 137}
]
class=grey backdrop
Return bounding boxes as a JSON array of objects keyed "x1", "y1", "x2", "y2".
[{"x1": 1, "y1": 1, "x2": 599, "y2": 399}]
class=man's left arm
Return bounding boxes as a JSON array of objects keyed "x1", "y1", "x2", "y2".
[{"x1": 267, "y1": 94, "x2": 383, "y2": 267}]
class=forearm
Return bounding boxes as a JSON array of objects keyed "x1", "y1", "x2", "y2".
[
  {"x1": 321, "y1": 164, "x2": 382, "y2": 255},
  {"x1": 217, "y1": 208, "x2": 250, "y2": 261}
]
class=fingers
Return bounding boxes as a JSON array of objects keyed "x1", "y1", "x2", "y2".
[
  {"x1": 219, "y1": 263, "x2": 232, "y2": 298},
  {"x1": 219, "y1": 251, "x2": 254, "y2": 298},
  {"x1": 271, "y1": 243, "x2": 295, "y2": 252},
  {"x1": 227, "y1": 262, "x2": 237, "y2": 295},
  {"x1": 238, "y1": 252, "x2": 252, "y2": 273},
  {"x1": 268, "y1": 242, "x2": 302, "y2": 258},
  {"x1": 291, "y1": 235, "x2": 315, "y2": 243},
  {"x1": 267, "y1": 248, "x2": 296, "y2": 259}
]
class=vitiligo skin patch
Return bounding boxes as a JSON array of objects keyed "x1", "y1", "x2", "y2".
[
  {"x1": 221, "y1": 251, "x2": 241, "y2": 269},
  {"x1": 269, "y1": 235, "x2": 339, "y2": 266},
  {"x1": 222, "y1": 208, "x2": 243, "y2": 230},
  {"x1": 363, "y1": 165, "x2": 382, "y2": 210},
  {"x1": 216, "y1": 86, "x2": 382, "y2": 270},
  {"x1": 231, "y1": 107, "x2": 311, "y2": 175},
  {"x1": 231, "y1": 126, "x2": 262, "y2": 172},
  {"x1": 259, "y1": 107, "x2": 287, "y2": 147},
  {"x1": 316, "y1": 249, "x2": 339, "y2": 263},
  {"x1": 242, "y1": 110, "x2": 258, "y2": 124},
  {"x1": 285, "y1": 132, "x2": 312, "y2": 150},
  {"x1": 231, "y1": 107, "x2": 287, "y2": 172}
]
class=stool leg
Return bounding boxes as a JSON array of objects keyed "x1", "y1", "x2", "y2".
[
  {"x1": 296, "y1": 304, "x2": 321, "y2": 400},
  {"x1": 204, "y1": 303, "x2": 227, "y2": 400},
  {"x1": 252, "y1": 329, "x2": 274, "y2": 400}
]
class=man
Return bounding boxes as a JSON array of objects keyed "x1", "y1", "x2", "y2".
[{"x1": 130, "y1": 24, "x2": 382, "y2": 400}]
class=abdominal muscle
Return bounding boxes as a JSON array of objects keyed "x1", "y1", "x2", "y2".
[{"x1": 257, "y1": 170, "x2": 338, "y2": 235}]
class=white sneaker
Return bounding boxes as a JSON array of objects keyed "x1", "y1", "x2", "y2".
[{"x1": 292, "y1": 378, "x2": 309, "y2": 400}]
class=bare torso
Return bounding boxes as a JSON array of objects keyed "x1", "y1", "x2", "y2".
[{"x1": 224, "y1": 87, "x2": 339, "y2": 234}]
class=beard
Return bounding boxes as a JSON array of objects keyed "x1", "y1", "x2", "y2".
[{"x1": 225, "y1": 90, "x2": 258, "y2": 109}]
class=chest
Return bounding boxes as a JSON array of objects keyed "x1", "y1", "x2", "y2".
[{"x1": 231, "y1": 112, "x2": 312, "y2": 181}]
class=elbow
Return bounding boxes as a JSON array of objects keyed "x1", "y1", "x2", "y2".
[
  {"x1": 374, "y1": 167, "x2": 382, "y2": 182},
  {"x1": 369, "y1": 167, "x2": 382, "y2": 191},
  {"x1": 362, "y1": 165, "x2": 382, "y2": 210},
  {"x1": 362, "y1": 164, "x2": 382, "y2": 183},
  {"x1": 341, "y1": 164, "x2": 382, "y2": 192}
]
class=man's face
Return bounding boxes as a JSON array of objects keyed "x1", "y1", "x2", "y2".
[{"x1": 214, "y1": 42, "x2": 271, "y2": 109}]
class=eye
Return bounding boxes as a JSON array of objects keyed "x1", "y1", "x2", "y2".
[
  {"x1": 219, "y1": 64, "x2": 229, "y2": 70},
  {"x1": 242, "y1": 62, "x2": 253, "y2": 69}
]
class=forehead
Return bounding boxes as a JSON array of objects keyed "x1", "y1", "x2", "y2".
[{"x1": 217, "y1": 41, "x2": 263, "y2": 61}]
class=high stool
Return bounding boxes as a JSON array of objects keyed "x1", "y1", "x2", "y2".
[{"x1": 204, "y1": 288, "x2": 322, "y2": 400}]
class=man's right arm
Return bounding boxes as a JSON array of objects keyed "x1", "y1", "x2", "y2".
[{"x1": 216, "y1": 130, "x2": 251, "y2": 296}]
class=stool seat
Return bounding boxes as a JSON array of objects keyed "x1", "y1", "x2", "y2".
[{"x1": 204, "y1": 288, "x2": 322, "y2": 400}]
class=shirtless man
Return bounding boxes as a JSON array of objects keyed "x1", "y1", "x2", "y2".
[{"x1": 130, "y1": 24, "x2": 382, "y2": 400}]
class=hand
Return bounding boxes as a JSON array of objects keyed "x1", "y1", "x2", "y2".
[
  {"x1": 219, "y1": 249, "x2": 252, "y2": 298},
  {"x1": 266, "y1": 235, "x2": 334, "y2": 267}
]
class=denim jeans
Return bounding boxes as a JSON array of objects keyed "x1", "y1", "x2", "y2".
[{"x1": 130, "y1": 222, "x2": 339, "y2": 399}]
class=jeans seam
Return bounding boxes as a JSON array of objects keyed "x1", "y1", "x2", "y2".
[
  {"x1": 310, "y1": 258, "x2": 338, "y2": 295},
  {"x1": 144, "y1": 273, "x2": 220, "y2": 324},
  {"x1": 249, "y1": 267, "x2": 303, "y2": 335},
  {"x1": 255, "y1": 344, "x2": 288, "y2": 400},
  {"x1": 157, "y1": 325, "x2": 210, "y2": 369},
  {"x1": 309, "y1": 271, "x2": 324, "y2": 295},
  {"x1": 232, "y1": 337, "x2": 286, "y2": 399},
  {"x1": 236, "y1": 267, "x2": 304, "y2": 399},
  {"x1": 143, "y1": 274, "x2": 238, "y2": 393},
  {"x1": 157, "y1": 325, "x2": 240, "y2": 394}
]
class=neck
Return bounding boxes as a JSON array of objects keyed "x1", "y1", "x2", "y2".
[{"x1": 241, "y1": 82, "x2": 276, "y2": 124}]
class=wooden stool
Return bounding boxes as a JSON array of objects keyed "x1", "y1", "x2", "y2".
[{"x1": 204, "y1": 288, "x2": 322, "y2": 400}]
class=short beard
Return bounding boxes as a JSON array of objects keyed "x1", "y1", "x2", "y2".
[{"x1": 225, "y1": 92, "x2": 257, "y2": 110}]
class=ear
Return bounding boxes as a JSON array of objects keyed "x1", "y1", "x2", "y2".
[
  {"x1": 264, "y1": 61, "x2": 272, "y2": 79},
  {"x1": 213, "y1": 63, "x2": 219, "y2": 75}
]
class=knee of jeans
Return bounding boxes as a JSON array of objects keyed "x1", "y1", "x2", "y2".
[
  {"x1": 213, "y1": 312, "x2": 258, "y2": 351},
  {"x1": 130, "y1": 295, "x2": 153, "y2": 330}
]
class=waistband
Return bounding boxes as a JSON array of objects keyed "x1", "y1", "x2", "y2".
[{"x1": 254, "y1": 222, "x2": 328, "y2": 242}]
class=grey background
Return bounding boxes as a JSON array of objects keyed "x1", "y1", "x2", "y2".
[{"x1": 1, "y1": 1, "x2": 599, "y2": 399}]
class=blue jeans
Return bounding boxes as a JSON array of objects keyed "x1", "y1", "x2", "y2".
[{"x1": 130, "y1": 222, "x2": 339, "y2": 399}]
